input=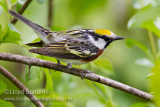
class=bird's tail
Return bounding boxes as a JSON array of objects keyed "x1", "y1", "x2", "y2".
[{"x1": 9, "y1": 10, "x2": 49, "y2": 37}]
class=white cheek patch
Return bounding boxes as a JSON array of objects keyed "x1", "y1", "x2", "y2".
[{"x1": 88, "y1": 35, "x2": 106, "y2": 49}]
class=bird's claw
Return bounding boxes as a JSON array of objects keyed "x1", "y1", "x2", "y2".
[{"x1": 67, "y1": 63, "x2": 72, "y2": 69}]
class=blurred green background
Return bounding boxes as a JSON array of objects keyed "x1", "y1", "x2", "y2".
[{"x1": 0, "y1": 0, "x2": 159, "y2": 107}]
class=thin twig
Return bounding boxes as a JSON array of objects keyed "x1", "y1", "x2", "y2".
[
  {"x1": 48, "y1": 0, "x2": 53, "y2": 27},
  {"x1": 0, "y1": 52, "x2": 153, "y2": 100},
  {"x1": 0, "y1": 65, "x2": 44, "y2": 107},
  {"x1": 10, "y1": 0, "x2": 32, "y2": 24}
]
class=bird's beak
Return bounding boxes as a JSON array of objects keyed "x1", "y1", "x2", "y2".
[{"x1": 114, "y1": 36, "x2": 125, "y2": 40}]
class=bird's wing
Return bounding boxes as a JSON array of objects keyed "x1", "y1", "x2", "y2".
[
  {"x1": 29, "y1": 40, "x2": 99, "y2": 59},
  {"x1": 52, "y1": 29, "x2": 89, "y2": 40}
]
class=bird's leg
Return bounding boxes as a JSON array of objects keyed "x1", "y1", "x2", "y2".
[
  {"x1": 66, "y1": 63, "x2": 83, "y2": 78},
  {"x1": 67, "y1": 63, "x2": 72, "y2": 69},
  {"x1": 80, "y1": 73, "x2": 84, "y2": 79}
]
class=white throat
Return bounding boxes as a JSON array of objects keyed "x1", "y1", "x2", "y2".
[{"x1": 88, "y1": 35, "x2": 106, "y2": 49}]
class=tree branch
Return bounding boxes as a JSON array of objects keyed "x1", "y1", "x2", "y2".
[
  {"x1": 0, "y1": 65, "x2": 44, "y2": 107},
  {"x1": 0, "y1": 52, "x2": 153, "y2": 101},
  {"x1": 11, "y1": 0, "x2": 32, "y2": 24},
  {"x1": 48, "y1": 0, "x2": 53, "y2": 27}
]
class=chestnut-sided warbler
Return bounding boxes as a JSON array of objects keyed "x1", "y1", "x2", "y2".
[{"x1": 9, "y1": 10, "x2": 124, "y2": 68}]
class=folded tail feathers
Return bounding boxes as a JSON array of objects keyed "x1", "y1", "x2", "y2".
[
  {"x1": 9, "y1": 10, "x2": 48, "y2": 37},
  {"x1": 26, "y1": 41, "x2": 44, "y2": 47}
]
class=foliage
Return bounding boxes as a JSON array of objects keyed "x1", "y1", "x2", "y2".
[
  {"x1": 0, "y1": 79, "x2": 14, "y2": 107},
  {"x1": 0, "y1": 24, "x2": 21, "y2": 44},
  {"x1": 0, "y1": 99, "x2": 14, "y2": 107},
  {"x1": 151, "y1": 59, "x2": 160, "y2": 107},
  {"x1": 127, "y1": 0, "x2": 160, "y2": 107}
]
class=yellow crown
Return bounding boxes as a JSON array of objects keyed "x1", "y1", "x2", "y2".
[{"x1": 94, "y1": 29, "x2": 112, "y2": 36}]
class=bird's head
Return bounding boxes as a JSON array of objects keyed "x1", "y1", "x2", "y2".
[
  {"x1": 94, "y1": 29, "x2": 124, "y2": 41},
  {"x1": 87, "y1": 29, "x2": 124, "y2": 49}
]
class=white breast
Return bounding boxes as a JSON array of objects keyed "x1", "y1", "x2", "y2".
[{"x1": 88, "y1": 35, "x2": 106, "y2": 49}]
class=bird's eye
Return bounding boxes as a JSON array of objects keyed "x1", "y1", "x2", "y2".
[{"x1": 101, "y1": 35, "x2": 109, "y2": 41}]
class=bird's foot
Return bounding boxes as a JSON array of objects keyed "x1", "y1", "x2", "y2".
[
  {"x1": 67, "y1": 63, "x2": 72, "y2": 69},
  {"x1": 80, "y1": 73, "x2": 84, "y2": 79},
  {"x1": 66, "y1": 63, "x2": 94, "y2": 79}
]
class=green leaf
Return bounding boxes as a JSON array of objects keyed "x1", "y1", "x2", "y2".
[
  {"x1": 86, "y1": 100, "x2": 105, "y2": 107},
  {"x1": 95, "y1": 83, "x2": 114, "y2": 106},
  {"x1": 0, "y1": 1, "x2": 7, "y2": 12},
  {"x1": 0, "y1": 24, "x2": 8, "y2": 43},
  {"x1": 125, "y1": 39, "x2": 148, "y2": 53},
  {"x1": 141, "y1": 20, "x2": 160, "y2": 38},
  {"x1": 16, "y1": 0, "x2": 24, "y2": 12},
  {"x1": 94, "y1": 59, "x2": 113, "y2": 73},
  {"x1": 51, "y1": 103, "x2": 66, "y2": 107},
  {"x1": 1, "y1": 24, "x2": 7, "y2": 34},
  {"x1": 37, "y1": 55, "x2": 57, "y2": 63},
  {"x1": 1, "y1": 24, "x2": 21, "y2": 44},
  {"x1": 0, "y1": 5, "x2": 2, "y2": 15},
  {"x1": 25, "y1": 66, "x2": 41, "y2": 81},
  {"x1": 0, "y1": 99, "x2": 14, "y2": 107},
  {"x1": 0, "y1": 24, "x2": 3, "y2": 42},
  {"x1": 158, "y1": 39, "x2": 160, "y2": 49},
  {"x1": 82, "y1": 58, "x2": 113, "y2": 76},
  {"x1": 151, "y1": 59, "x2": 160, "y2": 107},
  {"x1": 31, "y1": 37, "x2": 41, "y2": 42},
  {"x1": 132, "y1": 0, "x2": 154, "y2": 9},
  {"x1": 126, "y1": 39, "x2": 153, "y2": 60},
  {"x1": 154, "y1": 17, "x2": 160, "y2": 30},
  {"x1": 85, "y1": 80, "x2": 106, "y2": 103},
  {"x1": 128, "y1": 4, "x2": 160, "y2": 29},
  {"x1": 146, "y1": 73, "x2": 154, "y2": 79},
  {"x1": 44, "y1": 68, "x2": 54, "y2": 92},
  {"x1": 131, "y1": 102, "x2": 150, "y2": 107},
  {"x1": 0, "y1": 79, "x2": 7, "y2": 95},
  {"x1": 8, "y1": 23, "x2": 20, "y2": 33},
  {"x1": 11, "y1": 0, "x2": 17, "y2": 4}
]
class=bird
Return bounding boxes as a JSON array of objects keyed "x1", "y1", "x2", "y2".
[{"x1": 9, "y1": 10, "x2": 124, "y2": 69}]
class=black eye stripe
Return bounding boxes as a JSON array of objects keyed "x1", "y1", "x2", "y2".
[
  {"x1": 100, "y1": 35, "x2": 109, "y2": 41},
  {"x1": 89, "y1": 31, "x2": 110, "y2": 41},
  {"x1": 88, "y1": 32, "x2": 99, "y2": 41}
]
